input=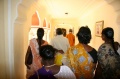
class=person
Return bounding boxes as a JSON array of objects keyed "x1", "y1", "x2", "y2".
[
  {"x1": 94, "y1": 27, "x2": 120, "y2": 79},
  {"x1": 62, "y1": 28, "x2": 67, "y2": 37},
  {"x1": 29, "y1": 45, "x2": 76, "y2": 79},
  {"x1": 62, "y1": 26, "x2": 98, "y2": 79},
  {"x1": 66, "y1": 29, "x2": 75, "y2": 47},
  {"x1": 50, "y1": 28, "x2": 70, "y2": 65},
  {"x1": 25, "y1": 28, "x2": 48, "y2": 79}
]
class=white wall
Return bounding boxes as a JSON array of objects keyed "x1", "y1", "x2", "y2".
[{"x1": 79, "y1": 1, "x2": 120, "y2": 50}]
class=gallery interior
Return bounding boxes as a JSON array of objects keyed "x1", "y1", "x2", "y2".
[{"x1": 0, "y1": 0, "x2": 120, "y2": 79}]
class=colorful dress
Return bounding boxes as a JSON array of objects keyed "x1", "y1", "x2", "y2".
[
  {"x1": 63, "y1": 43, "x2": 96, "y2": 79},
  {"x1": 26, "y1": 38, "x2": 48, "y2": 79},
  {"x1": 97, "y1": 43, "x2": 120, "y2": 79}
]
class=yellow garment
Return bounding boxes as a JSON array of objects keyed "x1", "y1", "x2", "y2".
[
  {"x1": 66, "y1": 33, "x2": 75, "y2": 47},
  {"x1": 64, "y1": 43, "x2": 95, "y2": 79},
  {"x1": 54, "y1": 53, "x2": 63, "y2": 65}
]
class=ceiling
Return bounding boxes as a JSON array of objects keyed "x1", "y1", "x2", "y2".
[{"x1": 37, "y1": 0, "x2": 108, "y2": 19}]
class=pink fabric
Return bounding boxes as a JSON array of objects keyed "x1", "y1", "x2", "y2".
[{"x1": 26, "y1": 38, "x2": 48, "y2": 79}]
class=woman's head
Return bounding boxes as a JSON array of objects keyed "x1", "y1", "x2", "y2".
[
  {"x1": 76, "y1": 26, "x2": 91, "y2": 44},
  {"x1": 37, "y1": 28, "x2": 44, "y2": 40},
  {"x1": 102, "y1": 27, "x2": 114, "y2": 40},
  {"x1": 39, "y1": 45, "x2": 56, "y2": 60}
]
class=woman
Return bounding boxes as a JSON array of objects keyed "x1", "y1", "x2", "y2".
[
  {"x1": 62, "y1": 26, "x2": 98, "y2": 79},
  {"x1": 95, "y1": 27, "x2": 120, "y2": 79},
  {"x1": 29, "y1": 45, "x2": 76, "y2": 79},
  {"x1": 25, "y1": 28, "x2": 48, "y2": 79}
]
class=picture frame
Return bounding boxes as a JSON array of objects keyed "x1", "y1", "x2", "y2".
[{"x1": 95, "y1": 20, "x2": 104, "y2": 37}]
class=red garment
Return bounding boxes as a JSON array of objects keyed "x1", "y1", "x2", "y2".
[{"x1": 66, "y1": 33, "x2": 75, "y2": 46}]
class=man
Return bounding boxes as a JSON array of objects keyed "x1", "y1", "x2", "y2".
[
  {"x1": 66, "y1": 29, "x2": 75, "y2": 47},
  {"x1": 50, "y1": 28, "x2": 70, "y2": 53},
  {"x1": 50, "y1": 28, "x2": 70, "y2": 65}
]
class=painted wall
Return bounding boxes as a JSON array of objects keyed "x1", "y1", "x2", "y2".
[{"x1": 79, "y1": 1, "x2": 120, "y2": 50}]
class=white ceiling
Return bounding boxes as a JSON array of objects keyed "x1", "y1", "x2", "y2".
[{"x1": 37, "y1": 0, "x2": 108, "y2": 19}]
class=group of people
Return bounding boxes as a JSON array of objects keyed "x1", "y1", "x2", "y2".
[{"x1": 25, "y1": 26, "x2": 120, "y2": 79}]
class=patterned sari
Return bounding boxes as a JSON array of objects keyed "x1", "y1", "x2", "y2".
[
  {"x1": 26, "y1": 38, "x2": 48, "y2": 79},
  {"x1": 97, "y1": 43, "x2": 120, "y2": 79},
  {"x1": 63, "y1": 43, "x2": 95, "y2": 79}
]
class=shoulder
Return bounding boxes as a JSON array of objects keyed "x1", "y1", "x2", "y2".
[
  {"x1": 114, "y1": 41, "x2": 120, "y2": 46},
  {"x1": 99, "y1": 43, "x2": 109, "y2": 49},
  {"x1": 61, "y1": 65, "x2": 70, "y2": 69},
  {"x1": 41, "y1": 40, "x2": 48, "y2": 46}
]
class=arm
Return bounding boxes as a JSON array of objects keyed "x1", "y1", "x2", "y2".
[{"x1": 25, "y1": 46, "x2": 33, "y2": 69}]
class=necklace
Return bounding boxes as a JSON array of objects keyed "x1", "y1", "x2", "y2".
[{"x1": 45, "y1": 64, "x2": 56, "y2": 67}]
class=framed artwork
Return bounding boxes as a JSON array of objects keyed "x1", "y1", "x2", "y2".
[{"x1": 95, "y1": 20, "x2": 104, "y2": 37}]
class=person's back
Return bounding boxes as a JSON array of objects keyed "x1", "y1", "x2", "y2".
[
  {"x1": 95, "y1": 27, "x2": 120, "y2": 79},
  {"x1": 50, "y1": 34, "x2": 70, "y2": 53},
  {"x1": 50, "y1": 28, "x2": 70, "y2": 53},
  {"x1": 25, "y1": 28, "x2": 48, "y2": 79},
  {"x1": 66, "y1": 29, "x2": 75, "y2": 47},
  {"x1": 63, "y1": 26, "x2": 97, "y2": 79},
  {"x1": 50, "y1": 28, "x2": 70, "y2": 65},
  {"x1": 29, "y1": 45, "x2": 76, "y2": 79}
]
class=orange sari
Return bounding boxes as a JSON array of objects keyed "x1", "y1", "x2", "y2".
[{"x1": 63, "y1": 43, "x2": 95, "y2": 79}]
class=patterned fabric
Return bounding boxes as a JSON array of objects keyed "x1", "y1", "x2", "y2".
[
  {"x1": 63, "y1": 43, "x2": 96, "y2": 79},
  {"x1": 26, "y1": 38, "x2": 48, "y2": 79},
  {"x1": 97, "y1": 43, "x2": 120, "y2": 79}
]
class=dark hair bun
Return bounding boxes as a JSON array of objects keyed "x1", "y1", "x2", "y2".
[
  {"x1": 102, "y1": 27, "x2": 114, "y2": 39},
  {"x1": 39, "y1": 45, "x2": 56, "y2": 60}
]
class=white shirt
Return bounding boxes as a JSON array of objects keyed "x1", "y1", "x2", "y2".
[
  {"x1": 54, "y1": 65, "x2": 76, "y2": 79},
  {"x1": 50, "y1": 35, "x2": 70, "y2": 53}
]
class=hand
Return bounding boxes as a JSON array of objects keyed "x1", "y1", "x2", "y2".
[{"x1": 57, "y1": 50, "x2": 64, "y2": 54}]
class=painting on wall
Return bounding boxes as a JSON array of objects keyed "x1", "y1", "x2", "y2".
[{"x1": 95, "y1": 20, "x2": 104, "y2": 37}]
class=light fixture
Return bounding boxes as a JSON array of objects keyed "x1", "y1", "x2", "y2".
[{"x1": 65, "y1": 12, "x2": 68, "y2": 15}]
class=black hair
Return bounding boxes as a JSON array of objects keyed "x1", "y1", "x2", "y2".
[
  {"x1": 56, "y1": 28, "x2": 63, "y2": 35},
  {"x1": 37, "y1": 28, "x2": 44, "y2": 40},
  {"x1": 37, "y1": 28, "x2": 44, "y2": 49},
  {"x1": 69, "y1": 29, "x2": 72, "y2": 32},
  {"x1": 76, "y1": 26, "x2": 91, "y2": 44},
  {"x1": 102, "y1": 27, "x2": 119, "y2": 55},
  {"x1": 62, "y1": 28, "x2": 66, "y2": 36},
  {"x1": 39, "y1": 45, "x2": 56, "y2": 60}
]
